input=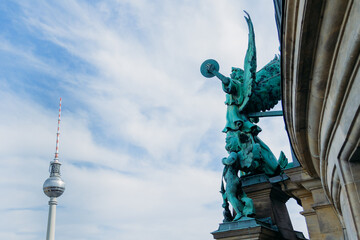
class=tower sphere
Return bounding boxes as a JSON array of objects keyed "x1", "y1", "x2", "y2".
[{"x1": 43, "y1": 176, "x2": 65, "y2": 198}]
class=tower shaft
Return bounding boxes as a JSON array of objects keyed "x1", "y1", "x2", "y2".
[{"x1": 46, "y1": 197, "x2": 57, "y2": 240}]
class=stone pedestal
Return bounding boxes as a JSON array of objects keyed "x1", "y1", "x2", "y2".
[
  {"x1": 211, "y1": 218, "x2": 280, "y2": 240},
  {"x1": 242, "y1": 174, "x2": 300, "y2": 239},
  {"x1": 212, "y1": 173, "x2": 306, "y2": 240}
]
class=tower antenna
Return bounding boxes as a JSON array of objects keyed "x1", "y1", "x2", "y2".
[{"x1": 54, "y1": 97, "x2": 61, "y2": 161}]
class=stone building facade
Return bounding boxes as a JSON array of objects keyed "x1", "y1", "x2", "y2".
[{"x1": 280, "y1": 0, "x2": 360, "y2": 239}]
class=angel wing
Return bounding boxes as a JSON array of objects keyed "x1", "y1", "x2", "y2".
[
  {"x1": 243, "y1": 56, "x2": 281, "y2": 113},
  {"x1": 238, "y1": 11, "x2": 257, "y2": 111},
  {"x1": 235, "y1": 12, "x2": 281, "y2": 113}
]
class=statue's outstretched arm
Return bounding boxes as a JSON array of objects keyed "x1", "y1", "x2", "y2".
[{"x1": 206, "y1": 63, "x2": 230, "y2": 85}]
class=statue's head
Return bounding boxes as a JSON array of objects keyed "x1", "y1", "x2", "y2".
[
  {"x1": 225, "y1": 131, "x2": 241, "y2": 153},
  {"x1": 230, "y1": 67, "x2": 244, "y2": 81}
]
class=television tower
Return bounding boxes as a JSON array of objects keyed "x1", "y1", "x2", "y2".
[{"x1": 43, "y1": 98, "x2": 65, "y2": 240}]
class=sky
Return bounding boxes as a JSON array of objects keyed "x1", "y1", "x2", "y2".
[{"x1": 0, "y1": 0, "x2": 308, "y2": 239}]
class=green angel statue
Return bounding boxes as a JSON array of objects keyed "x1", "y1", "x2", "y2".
[
  {"x1": 201, "y1": 11, "x2": 288, "y2": 222},
  {"x1": 201, "y1": 11, "x2": 287, "y2": 177}
]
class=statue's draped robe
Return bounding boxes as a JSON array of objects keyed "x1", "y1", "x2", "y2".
[
  {"x1": 222, "y1": 78, "x2": 261, "y2": 135},
  {"x1": 222, "y1": 78, "x2": 280, "y2": 176}
]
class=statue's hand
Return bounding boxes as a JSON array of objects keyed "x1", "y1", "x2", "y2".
[
  {"x1": 206, "y1": 63, "x2": 216, "y2": 73},
  {"x1": 200, "y1": 59, "x2": 219, "y2": 78}
]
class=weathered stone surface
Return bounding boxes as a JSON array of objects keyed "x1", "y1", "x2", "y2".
[
  {"x1": 282, "y1": 167, "x2": 344, "y2": 239},
  {"x1": 282, "y1": 0, "x2": 360, "y2": 238},
  {"x1": 242, "y1": 174, "x2": 299, "y2": 240}
]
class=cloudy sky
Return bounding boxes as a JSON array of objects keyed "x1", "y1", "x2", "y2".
[{"x1": 0, "y1": 0, "x2": 308, "y2": 239}]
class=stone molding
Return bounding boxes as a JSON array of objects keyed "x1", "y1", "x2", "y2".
[{"x1": 282, "y1": 0, "x2": 360, "y2": 238}]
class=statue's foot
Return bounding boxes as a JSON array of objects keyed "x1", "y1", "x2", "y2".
[
  {"x1": 233, "y1": 214, "x2": 243, "y2": 221},
  {"x1": 233, "y1": 214, "x2": 255, "y2": 221}
]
